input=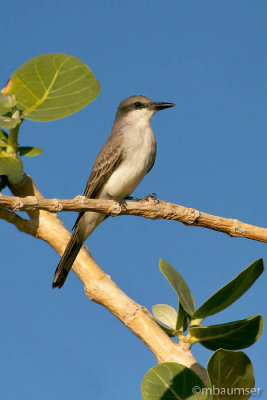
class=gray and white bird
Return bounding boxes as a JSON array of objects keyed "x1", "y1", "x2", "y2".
[{"x1": 52, "y1": 95, "x2": 175, "y2": 289}]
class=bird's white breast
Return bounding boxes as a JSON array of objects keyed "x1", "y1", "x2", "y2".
[{"x1": 100, "y1": 124, "x2": 157, "y2": 199}]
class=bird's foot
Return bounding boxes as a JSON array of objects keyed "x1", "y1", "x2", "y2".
[
  {"x1": 106, "y1": 193, "x2": 127, "y2": 212},
  {"x1": 117, "y1": 199, "x2": 127, "y2": 209},
  {"x1": 144, "y1": 192, "x2": 159, "y2": 204},
  {"x1": 126, "y1": 193, "x2": 159, "y2": 203}
]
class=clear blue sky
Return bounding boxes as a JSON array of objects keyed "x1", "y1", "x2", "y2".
[{"x1": 1, "y1": 1, "x2": 266, "y2": 399}]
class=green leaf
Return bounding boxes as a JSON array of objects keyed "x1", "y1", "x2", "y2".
[
  {"x1": 159, "y1": 259, "x2": 195, "y2": 316},
  {"x1": 0, "y1": 114, "x2": 20, "y2": 129},
  {"x1": 152, "y1": 304, "x2": 178, "y2": 336},
  {"x1": 0, "y1": 153, "x2": 23, "y2": 184},
  {"x1": 0, "y1": 129, "x2": 8, "y2": 139},
  {"x1": 0, "y1": 129, "x2": 8, "y2": 147},
  {"x1": 0, "y1": 129, "x2": 8, "y2": 142},
  {"x1": 176, "y1": 302, "x2": 190, "y2": 332},
  {"x1": 207, "y1": 349, "x2": 255, "y2": 399},
  {"x1": 0, "y1": 93, "x2": 16, "y2": 115},
  {"x1": 141, "y1": 362, "x2": 208, "y2": 400},
  {"x1": 190, "y1": 315, "x2": 263, "y2": 350},
  {"x1": 18, "y1": 146, "x2": 43, "y2": 157},
  {"x1": 152, "y1": 304, "x2": 177, "y2": 329},
  {"x1": 194, "y1": 259, "x2": 264, "y2": 319},
  {"x1": 3, "y1": 53, "x2": 101, "y2": 122}
]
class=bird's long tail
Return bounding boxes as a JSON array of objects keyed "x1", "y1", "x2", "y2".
[{"x1": 52, "y1": 232, "x2": 83, "y2": 289}]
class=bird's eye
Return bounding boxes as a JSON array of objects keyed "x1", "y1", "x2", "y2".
[{"x1": 134, "y1": 102, "x2": 142, "y2": 108}]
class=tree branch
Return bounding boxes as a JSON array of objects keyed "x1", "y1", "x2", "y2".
[
  {"x1": 0, "y1": 208, "x2": 36, "y2": 236},
  {"x1": 2, "y1": 174, "x2": 208, "y2": 386},
  {"x1": 0, "y1": 191, "x2": 267, "y2": 243}
]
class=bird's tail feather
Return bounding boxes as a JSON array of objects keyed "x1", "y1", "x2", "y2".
[{"x1": 52, "y1": 233, "x2": 82, "y2": 289}]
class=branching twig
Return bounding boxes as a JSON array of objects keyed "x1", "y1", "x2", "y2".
[
  {"x1": 0, "y1": 192, "x2": 267, "y2": 243},
  {"x1": 0, "y1": 209, "x2": 35, "y2": 236}
]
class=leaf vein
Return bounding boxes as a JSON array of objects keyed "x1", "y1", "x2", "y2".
[
  {"x1": 23, "y1": 55, "x2": 72, "y2": 115},
  {"x1": 152, "y1": 369, "x2": 182, "y2": 400},
  {"x1": 49, "y1": 73, "x2": 90, "y2": 94},
  {"x1": 23, "y1": 97, "x2": 88, "y2": 114},
  {"x1": 46, "y1": 84, "x2": 94, "y2": 99},
  {"x1": 14, "y1": 78, "x2": 39, "y2": 101},
  {"x1": 34, "y1": 59, "x2": 48, "y2": 91},
  {"x1": 57, "y1": 65, "x2": 85, "y2": 76}
]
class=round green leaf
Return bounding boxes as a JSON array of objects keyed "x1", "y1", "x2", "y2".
[
  {"x1": 152, "y1": 304, "x2": 177, "y2": 329},
  {"x1": 152, "y1": 304, "x2": 178, "y2": 336},
  {"x1": 190, "y1": 315, "x2": 263, "y2": 350},
  {"x1": 207, "y1": 349, "x2": 255, "y2": 399},
  {"x1": 141, "y1": 362, "x2": 208, "y2": 400},
  {"x1": 3, "y1": 53, "x2": 101, "y2": 122}
]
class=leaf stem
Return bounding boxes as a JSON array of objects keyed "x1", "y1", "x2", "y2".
[{"x1": 6, "y1": 122, "x2": 21, "y2": 155}]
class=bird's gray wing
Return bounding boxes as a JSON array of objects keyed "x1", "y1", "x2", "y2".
[
  {"x1": 54, "y1": 132, "x2": 125, "y2": 288},
  {"x1": 83, "y1": 132, "x2": 124, "y2": 198},
  {"x1": 73, "y1": 132, "x2": 124, "y2": 229}
]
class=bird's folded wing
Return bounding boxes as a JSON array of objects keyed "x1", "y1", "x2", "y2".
[
  {"x1": 83, "y1": 131, "x2": 124, "y2": 198},
  {"x1": 73, "y1": 132, "x2": 124, "y2": 230}
]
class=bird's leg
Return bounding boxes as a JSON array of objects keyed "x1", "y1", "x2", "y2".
[
  {"x1": 106, "y1": 193, "x2": 127, "y2": 210},
  {"x1": 126, "y1": 193, "x2": 159, "y2": 204},
  {"x1": 125, "y1": 195, "x2": 141, "y2": 201}
]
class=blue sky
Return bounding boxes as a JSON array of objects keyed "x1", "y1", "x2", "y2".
[{"x1": 0, "y1": 1, "x2": 266, "y2": 399}]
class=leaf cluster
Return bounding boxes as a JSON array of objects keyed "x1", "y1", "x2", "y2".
[
  {"x1": 153, "y1": 259, "x2": 263, "y2": 349},
  {"x1": 142, "y1": 258, "x2": 264, "y2": 399},
  {"x1": 142, "y1": 351, "x2": 255, "y2": 400},
  {"x1": 0, "y1": 53, "x2": 100, "y2": 188}
]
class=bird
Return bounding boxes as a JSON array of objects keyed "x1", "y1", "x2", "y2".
[{"x1": 52, "y1": 95, "x2": 175, "y2": 289}]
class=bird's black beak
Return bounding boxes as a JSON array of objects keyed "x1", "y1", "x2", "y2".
[{"x1": 153, "y1": 102, "x2": 175, "y2": 110}]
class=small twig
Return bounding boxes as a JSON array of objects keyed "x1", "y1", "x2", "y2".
[{"x1": 0, "y1": 208, "x2": 35, "y2": 235}]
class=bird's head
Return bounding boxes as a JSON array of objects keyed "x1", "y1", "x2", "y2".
[{"x1": 114, "y1": 95, "x2": 175, "y2": 126}]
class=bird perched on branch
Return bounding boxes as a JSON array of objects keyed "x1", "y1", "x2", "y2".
[{"x1": 52, "y1": 95, "x2": 175, "y2": 289}]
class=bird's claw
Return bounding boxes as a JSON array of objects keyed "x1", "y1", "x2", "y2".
[
  {"x1": 126, "y1": 193, "x2": 159, "y2": 203},
  {"x1": 117, "y1": 199, "x2": 127, "y2": 210},
  {"x1": 107, "y1": 193, "x2": 127, "y2": 213},
  {"x1": 144, "y1": 192, "x2": 159, "y2": 203}
]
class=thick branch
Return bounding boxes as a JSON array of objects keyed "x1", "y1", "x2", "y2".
[
  {"x1": 2, "y1": 174, "x2": 208, "y2": 385},
  {"x1": 0, "y1": 192, "x2": 267, "y2": 243}
]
